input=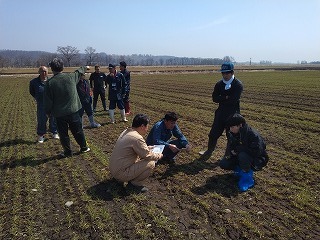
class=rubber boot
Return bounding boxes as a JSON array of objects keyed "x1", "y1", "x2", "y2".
[
  {"x1": 199, "y1": 136, "x2": 216, "y2": 161},
  {"x1": 125, "y1": 101, "x2": 131, "y2": 115},
  {"x1": 109, "y1": 109, "x2": 115, "y2": 124},
  {"x1": 120, "y1": 109, "x2": 128, "y2": 122},
  {"x1": 238, "y1": 169, "x2": 254, "y2": 192},
  {"x1": 88, "y1": 115, "x2": 101, "y2": 128}
]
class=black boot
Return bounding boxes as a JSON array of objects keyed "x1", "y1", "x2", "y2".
[{"x1": 199, "y1": 136, "x2": 217, "y2": 161}]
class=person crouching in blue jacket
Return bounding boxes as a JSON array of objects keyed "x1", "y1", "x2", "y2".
[
  {"x1": 146, "y1": 112, "x2": 191, "y2": 164},
  {"x1": 219, "y1": 113, "x2": 269, "y2": 192}
]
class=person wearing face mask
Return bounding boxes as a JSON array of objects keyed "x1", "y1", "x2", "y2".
[{"x1": 199, "y1": 62, "x2": 243, "y2": 161}]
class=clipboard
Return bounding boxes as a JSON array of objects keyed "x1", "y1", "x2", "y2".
[{"x1": 152, "y1": 145, "x2": 165, "y2": 153}]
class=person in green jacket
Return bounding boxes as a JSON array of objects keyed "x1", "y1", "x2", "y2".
[{"x1": 44, "y1": 58, "x2": 91, "y2": 157}]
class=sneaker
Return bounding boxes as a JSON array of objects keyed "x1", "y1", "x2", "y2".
[
  {"x1": 127, "y1": 182, "x2": 149, "y2": 193},
  {"x1": 90, "y1": 122, "x2": 101, "y2": 128},
  {"x1": 52, "y1": 133, "x2": 60, "y2": 139},
  {"x1": 38, "y1": 136, "x2": 45, "y2": 143},
  {"x1": 122, "y1": 119, "x2": 128, "y2": 122},
  {"x1": 81, "y1": 147, "x2": 91, "y2": 153}
]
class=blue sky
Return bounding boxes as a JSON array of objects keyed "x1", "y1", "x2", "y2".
[{"x1": 0, "y1": 0, "x2": 319, "y2": 63}]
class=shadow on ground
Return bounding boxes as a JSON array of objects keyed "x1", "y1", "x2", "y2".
[
  {"x1": 191, "y1": 173, "x2": 240, "y2": 198},
  {"x1": 87, "y1": 179, "x2": 129, "y2": 201},
  {"x1": 159, "y1": 157, "x2": 219, "y2": 179},
  {"x1": 0, "y1": 138, "x2": 34, "y2": 148},
  {"x1": 0, "y1": 152, "x2": 83, "y2": 170}
]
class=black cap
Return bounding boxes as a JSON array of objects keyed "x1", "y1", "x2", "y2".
[{"x1": 108, "y1": 63, "x2": 116, "y2": 69}]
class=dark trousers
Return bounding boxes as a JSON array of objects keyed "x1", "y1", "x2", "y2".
[
  {"x1": 207, "y1": 110, "x2": 238, "y2": 151},
  {"x1": 93, "y1": 89, "x2": 107, "y2": 110},
  {"x1": 163, "y1": 139, "x2": 185, "y2": 160},
  {"x1": 109, "y1": 99, "x2": 125, "y2": 110},
  {"x1": 123, "y1": 91, "x2": 130, "y2": 103},
  {"x1": 56, "y1": 112, "x2": 88, "y2": 155},
  {"x1": 219, "y1": 152, "x2": 253, "y2": 172},
  {"x1": 79, "y1": 99, "x2": 93, "y2": 118}
]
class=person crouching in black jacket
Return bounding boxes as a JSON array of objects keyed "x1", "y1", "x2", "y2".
[{"x1": 219, "y1": 113, "x2": 269, "y2": 192}]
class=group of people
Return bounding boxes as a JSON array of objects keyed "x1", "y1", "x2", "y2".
[
  {"x1": 30, "y1": 59, "x2": 268, "y2": 193},
  {"x1": 29, "y1": 58, "x2": 131, "y2": 157},
  {"x1": 89, "y1": 62, "x2": 131, "y2": 123},
  {"x1": 109, "y1": 62, "x2": 268, "y2": 193}
]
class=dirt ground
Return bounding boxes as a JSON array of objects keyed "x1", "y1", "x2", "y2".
[{"x1": 0, "y1": 71, "x2": 319, "y2": 239}]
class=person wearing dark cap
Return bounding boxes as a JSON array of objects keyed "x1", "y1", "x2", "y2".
[
  {"x1": 44, "y1": 58, "x2": 91, "y2": 157},
  {"x1": 106, "y1": 63, "x2": 127, "y2": 123},
  {"x1": 219, "y1": 113, "x2": 269, "y2": 192},
  {"x1": 119, "y1": 61, "x2": 131, "y2": 115},
  {"x1": 89, "y1": 65, "x2": 108, "y2": 112},
  {"x1": 199, "y1": 62, "x2": 243, "y2": 161}
]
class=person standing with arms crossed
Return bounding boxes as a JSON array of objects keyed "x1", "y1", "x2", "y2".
[
  {"x1": 199, "y1": 62, "x2": 243, "y2": 161},
  {"x1": 89, "y1": 65, "x2": 108, "y2": 112},
  {"x1": 106, "y1": 64, "x2": 127, "y2": 123},
  {"x1": 29, "y1": 66, "x2": 59, "y2": 143},
  {"x1": 44, "y1": 58, "x2": 91, "y2": 157},
  {"x1": 119, "y1": 61, "x2": 131, "y2": 115}
]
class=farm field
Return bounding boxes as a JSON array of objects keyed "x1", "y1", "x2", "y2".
[{"x1": 0, "y1": 69, "x2": 319, "y2": 239}]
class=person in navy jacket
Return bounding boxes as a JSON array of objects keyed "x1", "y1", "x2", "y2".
[
  {"x1": 29, "y1": 66, "x2": 59, "y2": 143},
  {"x1": 200, "y1": 62, "x2": 243, "y2": 161},
  {"x1": 106, "y1": 64, "x2": 127, "y2": 123}
]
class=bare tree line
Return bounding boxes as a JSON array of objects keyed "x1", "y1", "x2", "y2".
[{"x1": 0, "y1": 46, "x2": 235, "y2": 68}]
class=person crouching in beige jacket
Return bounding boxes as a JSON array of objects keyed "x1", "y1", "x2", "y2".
[{"x1": 109, "y1": 114, "x2": 163, "y2": 193}]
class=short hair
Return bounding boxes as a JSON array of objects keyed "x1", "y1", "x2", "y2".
[
  {"x1": 49, "y1": 58, "x2": 64, "y2": 72},
  {"x1": 94, "y1": 65, "x2": 100, "y2": 69},
  {"x1": 164, "y1": 112, "x2": 178, "y2": 121},
  {"x1": 120, "y1": 61, "x2": 127, "y2": 68},
  {"x1": 227, "y1": 113, "x2": 246, "y2": 127},
  {"x1": 38, "y1": 66, "x2": 48, "y2": 74},
  {"x1": 132, "y1": 114, "x2": 150, "y2": 128}
]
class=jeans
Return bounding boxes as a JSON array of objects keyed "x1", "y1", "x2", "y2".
[
  {"x1": 55, "y1": 112, "x2": 88, "y2": 155},
  {"x1": 37, "y1": 104, "x2": 57, "y2": 136}
]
